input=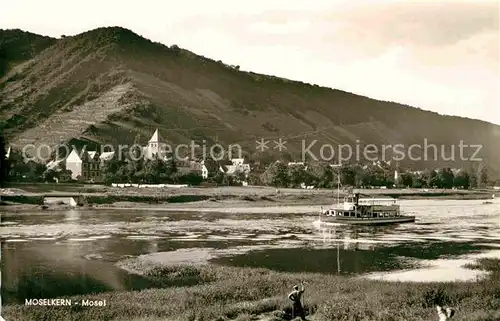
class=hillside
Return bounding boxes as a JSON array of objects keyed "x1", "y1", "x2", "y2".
[
  {"x1": 1, "y1": 27, "x2": 499, "y2": 172},
  {"x1": 0, "y1": 29, "x2": 57, "y2": 78}
]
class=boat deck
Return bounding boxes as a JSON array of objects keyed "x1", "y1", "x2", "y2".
[{"x1": 320, "y1": 215, "x2": 415, "y2": 225}]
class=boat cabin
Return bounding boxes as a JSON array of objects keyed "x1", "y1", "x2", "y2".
[{"x1": 324, "y1": 193, "x2": 401, "y2": 218}]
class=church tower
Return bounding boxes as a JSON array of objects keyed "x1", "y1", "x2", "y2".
[{"x1": 147, "y1": 129, "x2": 165, "y2": 159}]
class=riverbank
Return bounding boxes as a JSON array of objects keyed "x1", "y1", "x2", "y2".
[
  {"x1": 3, "y1": 196, "x2": 496, "y2": 215},
  {"x1": 4, "y1": 257, "x2": 500, "y2": 321},
  {"x1": 0, "y1": 186, "x2": 495, "y2": 210}
]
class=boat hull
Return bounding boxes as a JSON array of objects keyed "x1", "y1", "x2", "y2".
[{"x1": 319, "y1": 215, "x2": 415, "y2": 225}]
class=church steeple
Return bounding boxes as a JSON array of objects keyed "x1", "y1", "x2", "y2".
[
  {"x1": 149, "y1": 129, "x2": 163, "y2": 143},
  {"x1": 147, "y1": 128, "x2": 165, "y2": 159}
]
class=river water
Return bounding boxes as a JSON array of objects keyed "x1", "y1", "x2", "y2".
[{"x1": 1, "y1": 199, "x2": 499, "y2": 304}]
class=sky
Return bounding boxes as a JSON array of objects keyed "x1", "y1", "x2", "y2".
[{"x1": 2, "y1": 0, "x2": 499, "y2": 124}]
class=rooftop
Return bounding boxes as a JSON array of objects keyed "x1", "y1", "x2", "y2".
[{"x1": 149, "y1": 129, "x2": 164, "y2": 143}]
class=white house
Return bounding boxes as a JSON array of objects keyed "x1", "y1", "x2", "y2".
[
  {"x1": 201, "y1": 160, "x2": 210, "y2": 179},
  {"x1": 199, "y1": 159, "x2": 249, "y2": 179},
  {"x1": 65, "y1": 148, "x2": 115, "y2": 181},
  {"x1": 222, "y1": 158, "x2": 251, "y2": 177},
  {"x1": 65, "y1": 149, "x2": 83, "y2": 180}
]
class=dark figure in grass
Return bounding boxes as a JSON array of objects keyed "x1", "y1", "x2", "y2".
[{"x1": 288, "y1": 283, "x2": 306, "y2": 320}]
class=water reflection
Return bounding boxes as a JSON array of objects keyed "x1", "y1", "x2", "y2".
[
  {"x1": 1, "y1": 241, "x2": 159, "y2": 304},
  {"x1": 148, "y1": 239, "x2": 159, "y2": 253},
  {"x1": 64, "y1": 209, "x2": 80, "y2": 222}
]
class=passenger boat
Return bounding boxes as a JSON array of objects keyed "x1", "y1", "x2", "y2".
[{"x1": 319, "y1": 193, "x2": 415, "y2": 225}]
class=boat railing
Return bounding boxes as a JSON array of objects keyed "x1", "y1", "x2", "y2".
[{"x1": 358, "y1": 198, "x2": 398, "y2": 206}]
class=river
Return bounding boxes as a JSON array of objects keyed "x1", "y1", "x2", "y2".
[{"x1": 1, "y1": 199, "x2": 499, "y2": 304}]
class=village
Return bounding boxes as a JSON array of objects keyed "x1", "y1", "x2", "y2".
[
  {"x1": 4, "y1": 129, "x2": 253, "y2": 185},
  {"x1": 2, "y1": 128, "x2": 494, "y2": 192}
]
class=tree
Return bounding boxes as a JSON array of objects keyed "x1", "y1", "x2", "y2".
[
  {"x1": 453, "y1": 170, "x2": 470, "y2": 189},
  {"x1": 139, "y1": 157, "x2": 171, "y2": 184},
  {"x1": 170, "y1": 44, "x2": 181, "y2": 53},
  {"x1": 411, "y1": 172, "x2": 426, "y2": 188},
  {"x1": 6, "y1": 148, "x2": 46, "y2": 182},
  {"x1": 288, "y1": 164, "x2": 308, "y2": 188},
  {"x1": 260, "y1": 161, "x2": 289, "y2": 187},
  {"x1": 43, "y1": 169, "x2": 57, "y2": 182},
  {"x1": 479, "y1": 165, "x2": 488, "y2": 188},
  {"x1": 210, "y1": 170, "x2": 225, "y2": 185},
  {"x1": 126, "y1": 144, "x2": 145, "y2": 183},
  {"x1": 340, "y1": 164, "x2": 364, "y2": 187},
  {"x1": 183, "y1": 172, "x2": 203, "y2": 185},
  {"x1": 425, "y1": 169, "x2": 439, "y2": 188},
  {"x1": 400, "y1": 172, "x2": 414, "y2": 188},
  {"x1": 132, "y1": 168, "x2": 145, "y2": 184},
  {"x1": 140, "y1": 159, "x2": 156, "y2": 183},
  {"x1": 235, "y1": 170, "x2": 247, "y2": 184},
  {"x1": 155, "y1": 157, "x2": 171, "y2": 182},
  {"x1": 21, "y1": 160, "x2": 46, "y2": 182},
  {"x1": 166, "y1": 156, "x2": 177, "y2": 177},
  {"x1": 437, "y1": 168, "x2": 454, "y2": 189},
  {"x1": 0, "y1": 129, "x2": 7, "y2": 187},
  {"x1": 469, "y1": 171, "x2": 478, "y2": 188},
  {"x1": 306, "y1": 163, "x2": 335, "y2": 188},
  {"x1": 361, "y1": 164, "x2": 392, "y2": 187},
  {"x1": 203, "y1": 158, "x2": 220, "y2": 180},
  {"x1": 247, "y1": 172, "x2": 263, "y2": 186},
  {"x1": 221, "y1": 174, "x2": 237, "y2": 186},
  {"x1": 101, "y1": 149, "x2": 128, "y2": 184}
]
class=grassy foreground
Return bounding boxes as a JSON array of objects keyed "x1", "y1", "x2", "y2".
[{"x1": 4, "y1": 258, "x2": 500, "y2": 321}]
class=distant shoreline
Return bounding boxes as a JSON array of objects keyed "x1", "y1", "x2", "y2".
[{"x1": 0, "y1": 185, "x2": 495, "y2": 211}]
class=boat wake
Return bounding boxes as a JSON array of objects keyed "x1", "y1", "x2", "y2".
[
  {"x1": 312, "y1": 219, "x2": 344, "y2": 228},
  {"x1": 312, "y1": 219, "x2": 322, "y2": 229}
]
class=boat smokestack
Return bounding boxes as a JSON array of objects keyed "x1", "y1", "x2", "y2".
[{"x1": 354, "y1": 193, "x2": 360, "y2": 205}]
